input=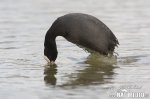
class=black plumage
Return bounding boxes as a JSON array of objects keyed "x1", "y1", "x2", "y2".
[{"x1": 44, "y1": 13, "x2": 119, "y2": 62}]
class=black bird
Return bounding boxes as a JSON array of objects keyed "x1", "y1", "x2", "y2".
[{"x1": 44, "y1": 13, "x2": 119, "y2": 64}]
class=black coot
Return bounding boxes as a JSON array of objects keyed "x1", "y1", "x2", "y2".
[{"x1": 44, "y1": 13, "x2": 119, "y2": 64}]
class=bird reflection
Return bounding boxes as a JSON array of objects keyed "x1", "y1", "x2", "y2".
[
  {"x1": 43, "y1": 54, "x2": 146, "y2": 87},
  {"x1": 44, "y1": 64, "x2": 57, "y2": 85},
  {"x1": 62, "y1": 54, "x2": 116, "y2": 86},
  {"x1": 44, "y1": 53, "x2": 117, "y2": 86}
]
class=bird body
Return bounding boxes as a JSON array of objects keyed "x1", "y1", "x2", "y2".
[{"x1": 44, "y1": 13, "x2": 119, "y2": 63}]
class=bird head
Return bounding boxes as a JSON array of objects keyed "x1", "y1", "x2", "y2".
[{"x1": 44, "y1": 47, "x2": 57, "y2": 65}]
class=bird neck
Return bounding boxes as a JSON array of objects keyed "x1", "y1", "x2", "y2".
[
  {"x1": 44, "y1": 32, "x2": 58, "y2": 61},
  {"x1": 45, "y1": 38, "x2": 57, "y2": 51}
]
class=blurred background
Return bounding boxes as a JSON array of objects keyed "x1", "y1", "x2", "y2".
[{"x1": 0, "y1": 0, "x2": 150, "y2": 99}]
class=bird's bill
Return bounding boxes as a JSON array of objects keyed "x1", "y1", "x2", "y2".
[
  {"x1": 44, "y1": 55, "x2": 55, "y2": 65},
  {"x1": 44, "y1": 55, "x2": 50, "y2": 63}
]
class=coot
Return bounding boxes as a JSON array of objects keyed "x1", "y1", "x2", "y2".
[{"x1": 44, "y1": 13, "x2": 119, "y2": 64}]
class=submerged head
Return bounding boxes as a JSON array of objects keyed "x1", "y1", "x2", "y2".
[{"x1": 44, "y1": 47, "x2": 57, "y2": 65}]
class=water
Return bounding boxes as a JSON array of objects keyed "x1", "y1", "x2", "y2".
[{"x1": 0, "y1": 0, "x2": 150, "y2": 99}]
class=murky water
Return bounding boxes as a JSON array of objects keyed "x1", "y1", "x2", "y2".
[{"x1": 0, "y1": 0, "x2": 150, "y2": 99}]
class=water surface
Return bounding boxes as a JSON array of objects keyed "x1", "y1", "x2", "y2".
[{"x1": 0, "y1": 0, "x2": 150, "y2": 99}]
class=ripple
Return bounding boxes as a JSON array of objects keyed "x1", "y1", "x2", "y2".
[
  {"x1": 0, "y1": 47, "x2": 18, "y2": 49},
  {"x1": 0, "y1": 41, "x2": 16, "y2": 44},
  {"x1": 0, "y1": 0, "x2": 150, "y2": 99}
]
